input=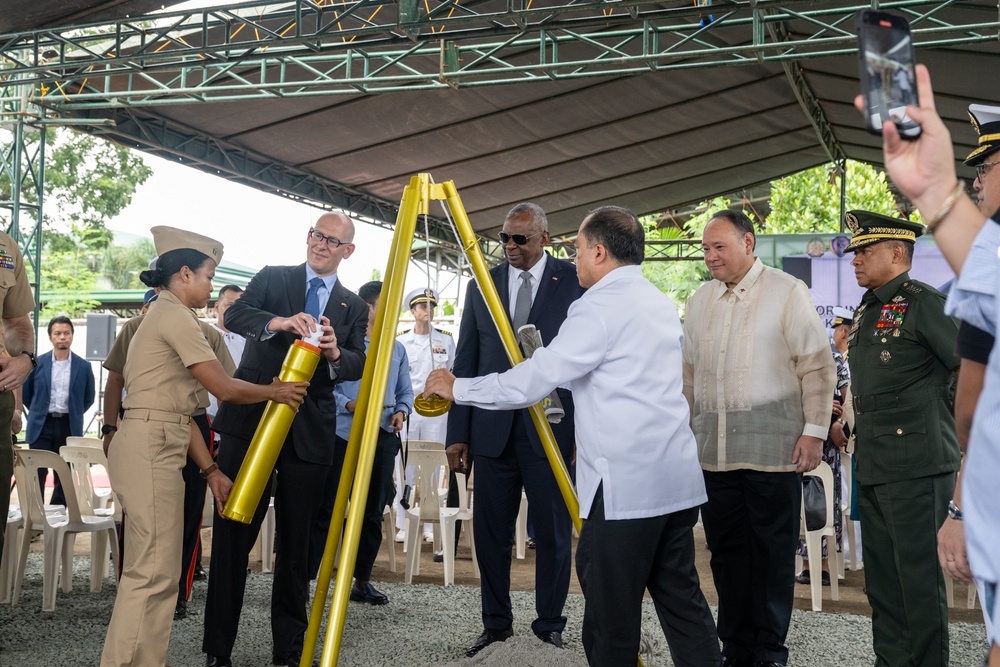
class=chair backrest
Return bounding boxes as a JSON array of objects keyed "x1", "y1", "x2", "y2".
[
  {"x1": 802, "y1": 460, "x2": 835, "y2": 533},
  {"x1": 65, "y1": 437, "x2": 104, "y2": 449},
  {"x1": 407, "y1": 445, "x2": 447, "y2": 521},
  {"x1": 16, "y1": 450, "x2": 85, "y2": 525},
  {"x1": 59, "y1": 445, "x2": 110, "y2": 516}
]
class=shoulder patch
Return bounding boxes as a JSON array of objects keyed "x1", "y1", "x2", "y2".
[
  {"x1": 434, "y1": 327, "x2": 452, "y2": 336},
  {"x1": 901, "y1": 281, "x2": 931, "y2": 301},
  {"x1": 397, "y1": 329, "x2": 411, "y2": 336}
]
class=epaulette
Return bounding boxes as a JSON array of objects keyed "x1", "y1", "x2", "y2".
[
  {"x1": 397, "y1": 328, "x2": 411, "y2": 336},
  {"x1": 901, "y1": 280, "x2": 938, "y2": 301},
  {"x1": 435, "y1": 327, "x2": 452, "y2": 336}
]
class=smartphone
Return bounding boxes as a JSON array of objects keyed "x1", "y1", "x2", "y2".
[{"x1": 857, "y1": 10, "x2": 921, "y2": 139}]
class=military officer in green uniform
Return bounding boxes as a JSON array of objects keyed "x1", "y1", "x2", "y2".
[{"x1": 845, "y1": 210, "x2": 960, "y2": 667}]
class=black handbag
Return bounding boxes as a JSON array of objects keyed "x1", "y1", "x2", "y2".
[{"x1": 802, "y1": 475, "x2": 827, "y2": 532}]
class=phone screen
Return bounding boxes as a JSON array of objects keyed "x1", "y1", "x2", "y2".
[{"x1": 857, "y1": 10, "x2": 921, "y2": 139}]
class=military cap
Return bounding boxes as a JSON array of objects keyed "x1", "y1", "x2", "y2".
[
  {"x1": 832, "y1": 307, "x2": 853, "y2": 328},
  {"x1": 143, "y1": 289, "x2": 159, "y2": 305},
  {"x1": 406, "y1": 287, "x2": 438, "y2": 309},
  {"x1": 964, "y1": 104, "x2": 1000, "y2": 166},
  {"x1": 151, "y1": 225, "x2": 224, "y2": 264},
  {"x1": 844, "y1": 210, "x2": 924, "y2": 252}
]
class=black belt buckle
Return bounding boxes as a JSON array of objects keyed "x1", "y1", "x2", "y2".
[
  {"x1": 47, "y1": 412, "x2": 68, "y2": 419},
  {"x1": 852, "y1": 395, "x2": 863, "y2": 415}
]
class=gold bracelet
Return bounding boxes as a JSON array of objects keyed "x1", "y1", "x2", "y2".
[
  {"x1": 200, "y1": 462, "x2": 220, "y2": 479},
  {"x1": 925, "y1": 180, "x2": 965, "y2": 233}
]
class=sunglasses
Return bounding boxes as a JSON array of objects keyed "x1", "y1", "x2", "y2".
[{"x1": 498, "y1": 231, "x2": 543, "y2": 245}]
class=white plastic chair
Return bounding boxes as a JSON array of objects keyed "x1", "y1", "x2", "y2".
[
  {"x1": 840, "y1": 453, "x2": 861, "y2": 574},
  {"x1": 60, "y1": 445, "x2": 114, "y2": 514},
  {"x1": 11, "y1": 450, "x2": 119, "y2": 611},
  {"x1": 1, "y1": 505, "x2": 23, "y2": 603},
  {"x1": 403, "y1": 442, "x2": 476, "y2": 585},
  {"x1": 795, "y1": 461, "x2": 840, "y2": 612},
  {"x1": 65, "y1": 436, "x2": 105, "y2": 449}
]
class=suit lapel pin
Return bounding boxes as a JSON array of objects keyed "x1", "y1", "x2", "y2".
[
  {"x1": 551, "y1": 276, "x2": 558, "y2": 281},
  {"x1": 341, "y1": 302, "x2": 347, "y2": 307}
]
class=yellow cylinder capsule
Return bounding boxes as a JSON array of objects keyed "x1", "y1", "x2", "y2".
[{"x1": 223, "y1": 339, "x2": 321, "y2": 523}]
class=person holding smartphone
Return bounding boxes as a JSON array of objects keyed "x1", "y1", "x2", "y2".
[{"x1": 858, "y1": 63, "x2": 1000, "y2": 667}]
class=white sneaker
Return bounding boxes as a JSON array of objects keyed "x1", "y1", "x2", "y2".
[{"x1": 395, "y1": 529, "x2": 406, "y2": 543}]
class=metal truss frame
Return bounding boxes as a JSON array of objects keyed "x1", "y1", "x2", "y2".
[
  {"x1": 0, "y1": 1, "x2": 995, "y2": 108},
  {"x1": 1, "y1": 0, "x2": 995, "y2": 272},
  {"x1": 1, "y1": 85, "x2": 44, "y2": 336}
]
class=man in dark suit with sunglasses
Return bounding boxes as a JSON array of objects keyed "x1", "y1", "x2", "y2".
[{"x1": 447, "y1": 203, "x2": 585, "y2": 656}]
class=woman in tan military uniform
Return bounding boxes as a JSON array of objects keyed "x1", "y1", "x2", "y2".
[{"x1": 101, "y1": 226, "x2": 308, "y2": 667}]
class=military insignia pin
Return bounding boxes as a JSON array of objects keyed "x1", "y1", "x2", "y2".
[{"x1": 880, "y1": 350, "x2": 892, "y2": 363}]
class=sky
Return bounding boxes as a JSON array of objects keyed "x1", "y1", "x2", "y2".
[{"x1": 108, "y1": 152, "x2": 462, "y2": 306}]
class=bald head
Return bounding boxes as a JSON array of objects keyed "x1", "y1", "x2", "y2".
[{"x1": 307, "y1": 211, "x2": 357, "y2": 276}]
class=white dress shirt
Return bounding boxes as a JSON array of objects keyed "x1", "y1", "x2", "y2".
[
  {"x1": 48, "y1": 357, "x2": 72, "y2": 413},
  {"x1": 207, "y1": 324, "x2": 247, "y2": 422},
  {"x1": 507, "y1": 253, "x2": 547, "y2": 322},
  {"x1": 454, "y1": 265, "x2": 707, "y2": 521}
]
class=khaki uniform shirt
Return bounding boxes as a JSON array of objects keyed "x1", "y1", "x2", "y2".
[
  {"x1": 106, "y1": 309, "x2": 235, "y2": 410},
  {"x1": 0, "y1": 232, "x2": 35, "y2": 355},
  {"x1": 848, "y1": 271, "x2": 960, "y2": 485},
  {"x1": 121, "y1": 290, "x2": 220, "y2": 415}
]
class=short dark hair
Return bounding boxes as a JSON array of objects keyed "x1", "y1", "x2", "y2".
[
  {"x1": 358, "y1": 281, "x2": 382, "y2": 306},
  {"x1": 139, "y1": 248, "x2": 212, "y2": 288},
  {"x1": 582, "y1": 205, "x2": 644, "y2": 265},
  {"x1": 885, "y1": 239, "x2": 915, "y2": 265},
  {"x1": 505, "y1": 203, "x2": 548, "y2": 232},
  {"x1": 218, "y1": 284, "x2": 243, "y2": 300},
  {"x1": 47, "y1": 315, "x2": 73, "y2": 336},
  {"x1": 709, "y1": 210, "x2": 756, "y2": 248}
]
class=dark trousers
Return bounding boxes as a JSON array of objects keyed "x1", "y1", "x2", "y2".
[
  {"x1": 860, "y1": 473, "x2": 953, "y2": 667},
  {"x1": 307, "y1": 430, "x2": 400, "y2": 582},
  {"x1": 473, "y1": 416, "x2": 571, "y2": 634},
  {"x1": 178, "y1": 414, "x2": 210, "y2": 602},
  {"x1": 0, "y1": 392, "x2": 14, "y2": 561},
  {"x1": 576, "y1": 487, "x2": 721, "y2": 667},
  {"x1": 30, "y1": 414, "x2": 71, "y2": 507},
  {"x1": 202, "y1": 435, "x2": 330, "y2": 657},
  {"x1": 702, "y1": 469, "x2": 801, "y2": 665}
]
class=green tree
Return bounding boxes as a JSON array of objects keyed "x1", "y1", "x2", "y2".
[
  {"x1": 766, "y1": 160, "x2": 918, "y2": 233},
  {"x1": 2, "y1": 127, "x2": 155, "y2": 315}
]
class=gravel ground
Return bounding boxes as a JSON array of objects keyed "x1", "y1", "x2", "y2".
[{"x1": 0, "y1": 552, "x2": 989, "y2": 667}]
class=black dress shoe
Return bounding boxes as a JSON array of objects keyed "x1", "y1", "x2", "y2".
[
  {"x1": 349, "y1": 582, "x2": 389, "y2": 605},
  {"x1": 527, "y1": 537, "x2": 537, "y2": 549},
  {"x1": 271, "y1": 651, "x2": 318, "y2": 667},
  {"x1": 795, "y1": 570, "x2": 831, "y2": 586},
  {"x1": 535, "y1": 630, "x2": 562, "y2": 648},
  {"x1": 204, "y1": 655, "x2": 232, "y2": 667},
  {"x1": 193, "y1": 563, "x2": 207, "y2": 581},
  {"x1": 173, "y1": 599, "x2": 187, "y2": 620},
  {"x1": 466, "y1": 628, "x2": 514, "y2": 657},
  {"x1": 721, "y1": 657, "x2": 751, "y2": 667},
  {"x1": 753, "y1": 662, "x2": 786, "y2": 667}
]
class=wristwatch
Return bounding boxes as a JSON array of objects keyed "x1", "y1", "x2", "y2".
[
  {"x1": 948, "y1": 500, "x2": 963, "y2": 521},
  {"x1": 20, "y1": 350, "x2": 36, "y2": 368},
  {"x1": 101, "y1": 424, "x2": 118, "y2": 436},
  {"x1": 836, "y1": 418, "x2": 847, "y2": 426}
]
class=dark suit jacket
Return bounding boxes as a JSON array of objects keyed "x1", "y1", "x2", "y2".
[
  {"x1": 212, "y1": 264, "x2": 368, "y2": 465},
  {"x1": 23, "y1": 351, "x2": 96, "y2": 443},
  {"x1": 447, "y1": 253, "x2": 584, "y2": 460}
]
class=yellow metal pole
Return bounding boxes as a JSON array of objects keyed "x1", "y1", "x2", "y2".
[
  {"x1": 301, "y1": 174, "x2": 425, "y2": 667},
  {"x1": 439, "y1": 181, "x2": 581, "y2": 531}
]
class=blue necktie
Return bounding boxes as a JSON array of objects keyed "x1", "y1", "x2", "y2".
[{"x1": 305, "y1": 277, "x2": 324, "y2": 320}]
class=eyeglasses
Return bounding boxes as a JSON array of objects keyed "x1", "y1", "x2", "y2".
[
  {"x1": 309, "y1": 228, "x2": 349, "y2": 248},
  {"x1": 498, "y1": 231, "x2": 543, "y2": 245},
  {"x1": 975, "y1": 161, "x2": 1000, "y2": 179}
]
